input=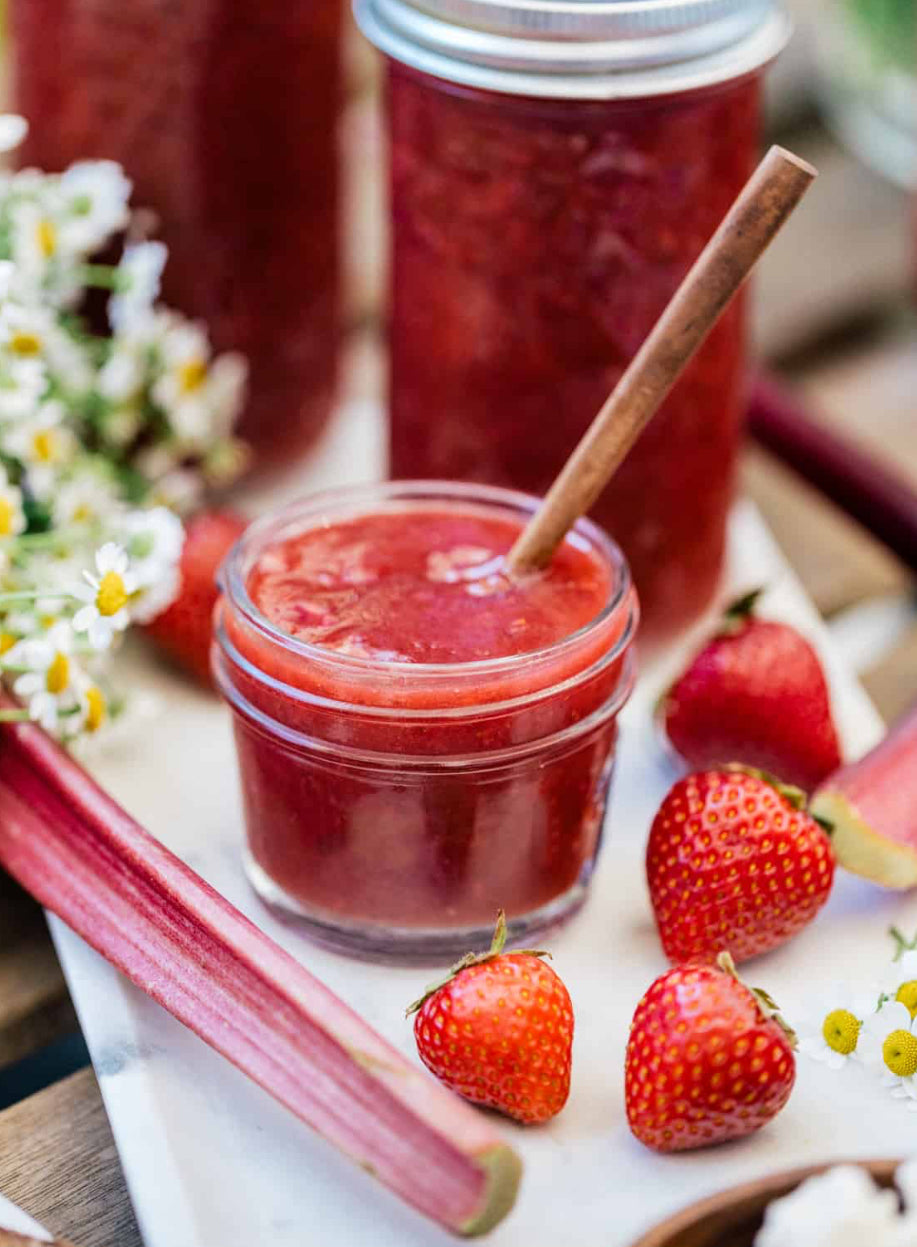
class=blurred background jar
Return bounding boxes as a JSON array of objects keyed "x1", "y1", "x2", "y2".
[
  {"x1": 9, "y1": 1, "x2": 344, "y2": 467},
  {"x1": 814, "y1": 0, "x2": 917, "y2": 190},
  {"x1": 356, "y1": 0, "x2": 791, "y2": 643}
]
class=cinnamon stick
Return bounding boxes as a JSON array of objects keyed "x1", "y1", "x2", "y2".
[{"x1": 507, "y1": 145, "x2": 817, "y2": 575}]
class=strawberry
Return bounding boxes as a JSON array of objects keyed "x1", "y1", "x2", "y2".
[
  {"x1": 142, "y1": 510, "x2": 247, "y2": 685},
  {"x1": 407, "y1": 912, "x2": 573, "y2": 1125},
  {"x1": 625, "y1": 953, "x2": 796, "y2": 1153},
  {"x1": 661, "y1": 590, "x2": 842, "y2": 792},
  {"x1": 647, "y1": 768, "x2": 835, "y2": 965}
]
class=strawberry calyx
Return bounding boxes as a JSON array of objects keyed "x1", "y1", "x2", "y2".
[
  {"x1": 723, "y1": 763, "x2": 808, "y2": 812},
  {"x1": 717, "y1": 586, "x2": 765, "y2": 636},
  {"x1": 405, "y1": 910, "x2": 549, "y2": 1017},
  {"x1": 716, "y1": 951, "x2": 798, "y2": 1050}
]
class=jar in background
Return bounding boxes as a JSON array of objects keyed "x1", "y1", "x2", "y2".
[
  {"x1": 214, "y1": 481, "x2": 637, "y2": 961},
  {"x1": 356, "y1": 0, "x2": 789, "y2": 643},
  {"x1": 10, "y1": 1, "x2": 344, "y2": 466}
]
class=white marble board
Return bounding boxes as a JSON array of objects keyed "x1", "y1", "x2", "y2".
[{"x1": 45, "y1": 401, "x2": 917, "y2": 1247}]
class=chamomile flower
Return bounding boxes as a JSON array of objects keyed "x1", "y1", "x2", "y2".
[
  {"x1": 73, "y1": 542, "x2": 137, "y2": 650},
  {"x1": 883, "y1": 949, "x2": 917, "y2": 1019},
  {"x1": 0, "y1": 469, "x2": 26, "y2": 541},
  {"x1": 798, "y1": 982, "x2": 881, "y2": 1070},
  {"x1": 859, "y1": 1001, "x2": 917, "y2": 1110},
  {"x1": 116, "y1": 506, "x2": 183, "y2": 623},
  {"x1": 0, "y1": 355, "x2": 48, "y2": 420},
  {"x1": 146, "y1": 467, "x2": 204, "y2": 516},
  {"x1": 153, "y1": 316, "x2": 247, "y2": 444},
  {"x1": 10, "y1": 621, "x2": 81, "y2": 733},
  {"x1": 8, "y1": 197, "x2": 68, "y2": 299},
  {"x1": 2, "y1": 400, "x2": 77, "y2": 497},
  {"x1": 52, "y1": 463, "x2": 123, "y2": 529},
  {"x1": 70, "y1": 673, "x2": 108, "y2": 738},
  {"x1": 56, "y1": 160, "x2": 131, "y2": 255},
  {"x1": 0, "y1": 304, "x2": 90, "y2": 394},
  {"x1": 108, "y1": 241, "x2": 167, "y2": 335}
]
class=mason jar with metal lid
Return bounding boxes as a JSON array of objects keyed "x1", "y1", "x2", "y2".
[{"x1": 356, "y1": 0, "x2": 790, "y2": 642}]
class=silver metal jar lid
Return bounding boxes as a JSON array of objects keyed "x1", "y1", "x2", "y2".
[{"x1": 353, "y1": 0, "x2": 791, "y2": 99}]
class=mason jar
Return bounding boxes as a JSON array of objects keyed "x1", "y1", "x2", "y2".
[
  {"x1": 10, "y1": 0, "x2": 344, "y2": 466},
  {"x1": 214, "y1": 481, "x2": 637, "y2": 961},
  {"x1": 355, "y1": 0, "x2": 790, "y2": 642}
]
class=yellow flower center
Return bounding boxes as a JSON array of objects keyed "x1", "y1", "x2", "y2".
[
  {"x1": 36, "y1": 219, "x2": 57, "y2": 259},
  {"x1": 822, "y1": 1009, "x2": 861, "y2": 1056},
  {"x1": 883, "y1": 1029, "x2": 917, "y2": 1078},
  {"x1": 84, "y1": 686, "x2": 105, "y2": 733},
  {"x1": 895, "y1": 982, "x2": 917, "y2": 1019},
  {"x1": 0, "y1": 497, "x2": 16, "y2": 537},
  {"x1": 178, "y1": 359, "x2": 207, "y2": 393},
  {"x1": 0, "y1": 632, "x2": 17, "y2": 655},
  {"x1": 95, "y1": 570, "x2": 128, "y2": 617},
  {"x1": 10, "y1": 331, "x2": 42, "y2": 356},
  {"x1": 72, "y1": 502, "x2": 93, "y2": 522},
  {"x1": 45, "y1": 651, "x2": 69, "y2": 695},
  {"x1": 32, "y1": 429, "x2": 57, "y2": 462}
]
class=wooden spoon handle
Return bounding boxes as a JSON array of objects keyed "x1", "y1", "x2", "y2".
[{"x1": 507, "y1": 145, "x2": 817, "y2": 574}]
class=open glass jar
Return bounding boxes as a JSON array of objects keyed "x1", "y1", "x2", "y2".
[
  {"x1": 10, "y1": 0, "x2": 344, "y2": 466},
  {"x1": 356, "y1": 0, "x2": 789, "y2": 643},
  {"x1": 214, "y1": 481, "x2": 638, "y2": 961}
]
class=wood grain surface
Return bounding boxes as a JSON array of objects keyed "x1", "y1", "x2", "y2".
[
  {"x1": 0, "y1": 1071, "x2": 141, "y2": 1247},
  {"x1": 0, "y1": 878, "x2": 75, "y2": 1070}
]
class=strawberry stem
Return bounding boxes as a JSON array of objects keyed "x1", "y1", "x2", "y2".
[
  {"x1": 890, "y1": 925, "x2": 917, "y2": 962},
  {"x1": 715, "y1": 952, "x2": 798, "y2": 1050},
  {"x1": 406, "y1": 910, "x2": 549, "y2": 1017},
  {"x1": 725, "y1": 587, "x2": 765, "y2": 619}
]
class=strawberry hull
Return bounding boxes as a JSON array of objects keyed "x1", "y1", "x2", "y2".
[
  {"x1": 811, "y1": 703, "x2": 917, "y2": 889},
  {"x1": 0, "y1": 709, "x2": 522, "y2": 1237}
]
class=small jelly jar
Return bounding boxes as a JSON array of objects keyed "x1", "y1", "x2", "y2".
[
  {"x1": 355, "y1": 0, "x2": 789, "y2": 642},
  {"x1": 214, "y1": 481, "x2": 637, "y2": 961},
  {"x1": 10, "y1": 0, "x2": 343, "y2": 466}
]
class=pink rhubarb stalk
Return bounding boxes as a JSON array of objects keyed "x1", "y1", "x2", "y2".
[
  {"x1": 0, "y1": 713, "x2": 521, "y2": 1237},
  {"x1": 811, "y1": 701, "x2": 917, "y2": 889}
]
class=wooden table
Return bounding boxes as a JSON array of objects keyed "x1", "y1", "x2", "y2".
[{"x1": 0, "y1": 99, "x2": 914, "y2": 1247}]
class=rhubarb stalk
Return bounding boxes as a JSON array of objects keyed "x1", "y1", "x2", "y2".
[
  {"x1": 811, "y1": 701, "x2": 917, "y2": 889},
  {"x1": 0, "y1": 713, "x2": 522, "y2": 1237}
]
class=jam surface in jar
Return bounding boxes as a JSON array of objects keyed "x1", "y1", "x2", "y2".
[
  {"x1": 388, "y1": 66, "x2": 760, "y2": 640},
  {"x1": 247, "y1": 509, "x2": 612, "y2": 666},
  {"x1": 216, "y1": 487, "x2": 637, "y2": 957},
  {"x1": 11, "y1": 0, "x2": 342, "y2": 464}
]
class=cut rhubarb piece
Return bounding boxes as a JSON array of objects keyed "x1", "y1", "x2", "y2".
[
  {"x1": 0, "y1": 712, "x2": 521, "y2": 1237},
  {"x1": 811, "y1": 703, "x2": 917, "y2": 889}
]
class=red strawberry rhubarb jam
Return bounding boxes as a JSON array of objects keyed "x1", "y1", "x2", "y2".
[
  {"x1": 215, "y1": 482, "x2": 638, "y2": 961},
  {"x1": 384, "y1": 65, "x2": 760, "y2": 643},
  {"x1": 11, "y1": 0, "x2": 343, "y2": 465}
]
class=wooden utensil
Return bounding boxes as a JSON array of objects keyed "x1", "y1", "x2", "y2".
[
  {"x1": 507, "y1": 145, "x2": 817, "y2": 576},
  {"x1": 629, "y1": 1158, "x2": 899, "y2": 1247}
]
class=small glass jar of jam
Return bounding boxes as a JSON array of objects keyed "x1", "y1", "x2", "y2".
[
  {"x1": 355, "y1": 0, "x2": 789, "y2": 642},
  {"x1": 10, "y1": 0, "x2": 344, "y2": 465},
  {"x1": 214, "y1": 481, "x2": 637, "y2": 961}
]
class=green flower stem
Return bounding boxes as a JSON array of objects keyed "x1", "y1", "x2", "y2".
[
  {"x1": 0, "y1": 590, "x2": 75, "y2": 604},
  {"x1": 79, "y1": 264, "x2": 128, "y2": 292},
  {"x1": 0, "y1": 708, "x2": 30, "y2": 723}
]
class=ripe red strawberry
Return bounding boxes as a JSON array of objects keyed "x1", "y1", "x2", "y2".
[
  {"x1": 647, "y1": 768, "x2": 835, "y2": 965},
  {"x1": 661, "y1": 590, "x2": 842, "y2": 792},
  {"x1": 143, "y1": 510, "x2": 247, "y2": 685},
  {"x1": 625, "y1": 954, "x2": 796, "y2": 1153},
  {"x1": 407, "y1": 912, "x2": 573, "y2": 1125}
]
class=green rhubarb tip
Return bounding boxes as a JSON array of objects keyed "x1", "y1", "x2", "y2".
[{"x1": 459, "y1": 1145, "x2": 523, "y2": 1238}]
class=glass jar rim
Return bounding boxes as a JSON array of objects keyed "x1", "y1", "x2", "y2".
[
  {"x1": 354, "y1": 0, "x2": 790, "y2": 100},
  {"x1": 219, "y1": 478, "x2": 635, "y2": 685}
]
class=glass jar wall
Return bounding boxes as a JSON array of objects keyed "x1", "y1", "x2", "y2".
[
  {"x1": 10, "y1": 0, "x2": 344, "y2": 465},
  {"x1": 357, "y1": 0, "x2": 789, "y2": 643}
]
